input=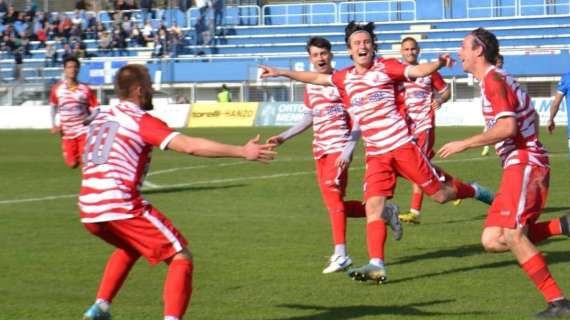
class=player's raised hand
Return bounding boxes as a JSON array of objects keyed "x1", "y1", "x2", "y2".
[
  {"x1": 244, "y1": 134, "x2": 277, "y2": 163},
  {"x1": 258, "y1": 65, "x2": 282, "y2": 79},
  {"x1": 437, "y1": 140, "x2": 468, "y2": 158},
  {"x1": 438, "y1": 54, "x2": 455, "y2": 68}
]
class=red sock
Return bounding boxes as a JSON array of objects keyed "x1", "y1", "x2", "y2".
[
  {"x1": 329, "y1": 209, "x2": 347, "y2": 245},
  {"x1": 451, "y1": 177, "x2": 475, "y2": 199},
  {"x1": 164, "y1": 259, "x2": 194, "y2": 318},
  {"x1": 410, "y1": 192, "x2": 424, "y2": 212},
  {"x1": 97, "y1": 249, "x2": 139, "y2": 302},
  {"x1": 344, "y1": 200, "x2": 366, "y2": 218},
  {"x1": 366, "y1": 220, "x2": 387, "y2": 260},
  {"x1": 521, "y1": 253, "x2": 564, "y2": 302},
  {"x1": 528, "y1": 220, "x2": 562, "y2": 244}
]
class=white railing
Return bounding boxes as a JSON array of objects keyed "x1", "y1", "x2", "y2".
[
  {"x1": 187, "y1": 5, "x2": 260, "y2": 27},
  {"x1": 338, "y1": 0, "x2": 417, "y2": 23},
  {"x1": 466, "y1": 0, "x2": 570, "y2": 18},
  {"x1": 262, "y1": 3, "x2": 337, "y2": 25}
]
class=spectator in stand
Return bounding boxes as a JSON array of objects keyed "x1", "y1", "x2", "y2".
[
  {"x1": 196, "y1": 0, "x2": 209, "y2": 23},
  {"x1": 112, "y1": 26, "x2": 128, "y2": 56},
  {"x1": 3, "y1": 5, "x2": 17, "y2": 24},
  {"x1": 59, "y1": 15, "x2": 73, "y2": 39},
  {"x1": 62, "y1": 42, "x2": 74, "y2": 60},
  {"x1": 13, "y1": 48, "x2": 23, "y2": 81},
  {"x1": 46, "y1": 22, "x2": 58, "y2": 41},
  {"x1": 178, "y1": 0, "x2": 191, "y2": 26},
  {"x1": 121, "y1": 15, "x2": 133, "y2": 36},
  {"x1": 75, "y1": 0, "x2": 89, "y2": 11},
  {"x1": 35, "y1": 25, "x2": 47, "y2": 46},
  {"x1": 141, "y1": 19, "x2": 154, "y2": 44},
  {"x1": 131, "y1": 26, "x2": 146, "y2": 46},
  {"x1": 0, "y1": 0, "x2": 7, "y2": 16},
  {"x1": 71, "y1": 10, "x2": 84, "y2": 27},
  {"x1": 44, "y1": 43, "x2": 58, "y2": 67},
  {"x1": 98, "y1": 31, "x2": 113, "y2": 52},
  {"x1": 212, "y1": 0, "x2": 224, "y2": 33},
  {"x1": 140, "y1": 0, "x2": 155, "y2": 22}
]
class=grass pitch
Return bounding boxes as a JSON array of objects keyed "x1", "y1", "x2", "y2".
[{"x1": 1, "y1": 126, "x2": 569, "y2": 320}]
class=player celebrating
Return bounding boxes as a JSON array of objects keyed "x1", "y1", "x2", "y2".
[
  {"x1": 439, "y1": 28, "x2": 570, "y2": 318},
  {"x1": 80, "y1": 64, "x2": 276, "y2": 320},
  {"x1": 260, "y1": 21, "x2": 494, "y2": 284},
  {"x1": 266, "y1": 36, "x2": 402, "y2": 275},
  {"x1": 50, "y1": 56, "x2": 98, "y2": 168},
  {"x1": 397, "y1": 37, "x2": 451, "y2": 224}
]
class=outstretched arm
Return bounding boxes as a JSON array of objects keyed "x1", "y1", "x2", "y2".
[
  {"x1": 547, "y1": 92, "x2": 564, "y2": 134},
  {"x1": 408, "y1": 54, "x2": 454, "y2": 79},
  {"x1": 438, "y1": 116, "x2": 516, "y2": 158},
  {"x1": 259, "y1": 65, "x2": 332, "y2": 86},
  {"x1": 167, "y1": 134, "x2": 277, "y2": 163},
  {"x1": 266, "y1": 112, "x2": 313, "y2": 146}
]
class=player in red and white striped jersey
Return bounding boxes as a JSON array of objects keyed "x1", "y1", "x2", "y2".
[
  {"x1": 397, "y1": 37, "x2": 451, "y2": 224},
  {"x1": 260, "y1": 21, "x2": 494, "y2": 284},
  {"x1": 439, "y1": 28, "x2": 570, "y2": 317},
  {"x1": 265, "y1": 37, "x2": 402, "y2": 275},
  {"x1": 80, "y1": 64, "x2": 276, "y2": 320},
  {"x1": 49, "y1": 56, "x2": 98, "y2": 168}
]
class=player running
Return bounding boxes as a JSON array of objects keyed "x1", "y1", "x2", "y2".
[
  {"x1": 266, "y1": 36, "x2": 402, "y2": 275},
  {"x1": 439, "y1": 27, "x2": 570, "y2": 318},
  {"x1": 396, "y1": 37, "x2": 451, "y2": 224},
  {"x1": 260, "y1": 21, "x2": 494, "y2": 284},
  {"x1": 49, "y1": 56, "x2": 98, "y2": 168},
  {"x1": 80, "y1": 64, "x2": 276, "y2": 320}
]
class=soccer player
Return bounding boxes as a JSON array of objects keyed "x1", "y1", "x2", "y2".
[
  {"x1": 481, "y1": 53, "x2": 505, "y2": 156},
  {"x1": 80, "y1": 64, "x2": 276, "y2": 320},
  {"x1": 266, "y1": 36, "x2": 402, "y2": 275},
  {"x1": 439, "y1": 27, "x2": 570, "y2": 318},
  {"x1": 546, "y1": 70, "x2": 570, "y2": 157},
  {"x1": 260, "y1": 21, "x2": 494, "y2": 284},
  {"x1": 50, "y1": 56, "x2": 98, "y2": 169},
  {"x1": 397, "y1": 37, "x2": 451, "y2": 224}
]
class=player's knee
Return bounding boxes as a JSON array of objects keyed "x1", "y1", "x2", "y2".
[
  {"x1": 429, "y1": 191, "x2": 447, "y2": 204},
  {"x1": 481, "y1": 229, "x2": 505, "y2": 252},
  {"x1": 502, "y1": 228, "x2": 524, "y2": 248},
  {"x1": 365, "y1": 197, "x2": 386, "y2": 219}
]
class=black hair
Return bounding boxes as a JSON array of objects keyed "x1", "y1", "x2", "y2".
[
  {"x1": 305, "y1": 36, "x2": 332, "y2": 53},
  {"x1": 63, "y1": 56, "x2": 81, "y2": 68},
  {"x1": 470, "y1": 27, "x2": 500, "y2": 65},
  {"x1": 344, "y1": 21, "x2": 377, "y2": 51}
]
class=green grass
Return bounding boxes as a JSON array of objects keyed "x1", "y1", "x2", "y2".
[{"x1": 1, "y1": 126, "x2": 569, "y2": 320}]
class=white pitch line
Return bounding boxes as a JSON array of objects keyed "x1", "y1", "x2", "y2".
[{"x1": 0, "y1": 154, "x2": 561, "y2": 206}]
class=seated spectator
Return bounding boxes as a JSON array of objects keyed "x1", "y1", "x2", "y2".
[
  {"x1": 61, "y1": 42, "x2": 74, "y2": 60},
  {"x1": 44, "y1": 43, "x2": 58, "y2": 67},
  {"x1": 59, "y1": 16, "x2": 73, "y2": 39},
  {"x1": 75, "y1": 0, "x2": 89, "y2": 10},
  {"x1": 141, "y1": 19, "x2": 154, "y2": 44},
  {"x1": 35, "y1": 26, "x2": 47, "y2": 46},
  {"x1": 98, "y1": 31, "x2": 112, "y2": 50},
  {"x1": 131, "y1": 26, "x2": 146, "y2": 46},
  {"x1": 121, "y1": 15, "x2": 133, "y2": 36},
  {"x1": 112, "y1": 27, "x2": 128, "y2": 55},
  {"x1": 0, "y1": 0, "x2": 7, "y2": 16},
  {"x1": 3, "y1": 5, "x2": 18, "y2": 24},
  {"x1": 71, "y1": 10, "x2": 84, "y2": 27}
]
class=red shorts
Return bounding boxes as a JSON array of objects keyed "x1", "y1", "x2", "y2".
[
  {"x1": 364, "y1": 142, "x2": 442, "y2": 200},
  {"x1": 61, "y1": 134, "x2": 86, "y2": 168},
  {"x1": 316, "y1": 152, "x2": 348, "y2": 211},
  {"x1": 413, "y1": 128, "x2": 435, "y2": 159},
  {"x1": 83, "y1": 206, "x2": 188, "y2": 265},
  {"x1": 485, "y1": 164, "x2": 549, "y2": 229}
]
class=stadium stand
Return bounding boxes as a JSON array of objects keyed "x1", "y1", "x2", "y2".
[{"x1": 0, "y1": 0, "x2": 569, "y2": 104}]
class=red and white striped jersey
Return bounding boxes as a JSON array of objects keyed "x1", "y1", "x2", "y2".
[
  {"x1": 50, "y1": 81, "x2": 98, "y2": 139},
  {"x1": 79, "y1": 101, "x2": 179, "y2": 223},
  {"x1": 480, "y1": 66, "x2": 548, "y2": 168},
  {"x1": 304, "y1": 83, "x2": 352, "y2": 159},
  {"x1": 330, "y1": 57, "x2": 412, "y2": 155},
  {"x1": 398, "y1": 70, "x2": 448, "y2": 134}
]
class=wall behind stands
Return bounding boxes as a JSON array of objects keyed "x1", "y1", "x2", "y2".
[{"x1": 0, "y1": 99, "x2": 566, "y2": 129}]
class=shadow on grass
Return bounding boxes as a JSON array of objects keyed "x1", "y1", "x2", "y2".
[
  {"x1": 142, "y1": 184, "x2": 246, "y2": 195},
  {"x1": 389, "y1": 250, "x2": 570, "y2": 285},
  {"x1": 392, "y1": 243, "x2": 484, "y2": 266},
  {"x1": 272, "y1": 299, "x2": 488, "y2": 319},
  {"x1": 542, "y1": 207, "x2": 570, "y2": 214}
]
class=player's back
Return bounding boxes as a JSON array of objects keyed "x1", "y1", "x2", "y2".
[{"x1": 79, "y1": 101, "x2": 153, "y2": 223}]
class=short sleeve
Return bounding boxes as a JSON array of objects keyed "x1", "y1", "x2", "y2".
[
  {"x1": 330, "y1": 70, "x2": 346, "y2": 91},
  {"x1": 139, "y1": 114, "x2": 179, "y2": 150},
  {"x1": 484, "y1": 72, "x2": 517, "y2": 119},
  {"x1": 383, "y1": 58, "x2": 409, "y2": 82},
  {"x1": 557, "y1": 72, "x2": 570, "y2": 95},
  {"x1": 431, "y1": 71, "x2": 448, "y2": 93}
]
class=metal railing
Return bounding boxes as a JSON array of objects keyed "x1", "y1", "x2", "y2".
[
  {"x1": 262, "y1": 3, "x2": 337, "y2": 26},
  {"x1": 466, "y1": 0, "x2": 570, "y2": 18},
  {"x1": 339, "y1": 0, "x2": 417, "y2": 23}
]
